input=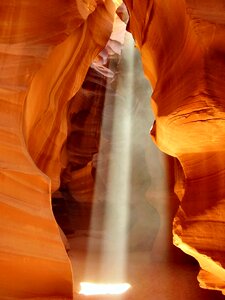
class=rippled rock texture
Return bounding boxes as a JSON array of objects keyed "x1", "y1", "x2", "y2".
[
  {"x1": 0, "y1": 0, "x2": 118, "y2": 298},
  {"x1": 2, "y1": 0, "x2": 225, "y2": 298},
  {"x1": 125, "y1": 0, "x2": 225, "y2": 295},
  {"x1": 59, "y1": 11, "x2": 127, "y2": 205}
]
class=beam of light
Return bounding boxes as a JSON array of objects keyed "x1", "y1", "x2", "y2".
[
  {"x1": 112, "y1": 0, "x2": 123, "y2": 8},
  {"x1": 80, "y1": 31, "x2": 135, "y2": 289},
  {"x1": 79, "y1": 282, "x2": 131, "y2": 295},
  {"x1": 98, "y1": 31, "x2": 134, "y2": 282}
]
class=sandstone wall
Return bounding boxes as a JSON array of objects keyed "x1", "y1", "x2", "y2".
[
  {"x1": 1, "y1": 0, "x2": 225, "y2": 297},
  {"x1": 0, "y1": 1, "x2": 117, "y2": 298},
  {"x1": 125, "y1": 0, "x2": 225, "y2": 294}
]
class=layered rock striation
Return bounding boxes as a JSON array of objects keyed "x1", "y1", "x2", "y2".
[
  {"x1": 125, "y1": 0, "x2": 225, "y2": 294},
  {"x1": 0, "y1": 0, "x2": 119, "y2": 298},
  {"x1": 60, "y1": 11, "x2": 127, "y2": 205},
  {"x1": 1, "y1": 0, "x2": 225, "y2": 298}
]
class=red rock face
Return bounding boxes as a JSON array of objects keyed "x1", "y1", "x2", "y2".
[
  {"x1": 61, "y1": 68, "x2": 107, "y2": 204},
  {"x1": 0, "y1": 0, "x2": 117, "y2": 298},
  {"x1": 125, "y1": 0, "x2": 225, "y2": 294},
  {"x1": 1, "y1": 0, "x2": 225, "y2": 297},
  {"x1": 60, "y1": 12, "x2": 127, "y2": 205}
]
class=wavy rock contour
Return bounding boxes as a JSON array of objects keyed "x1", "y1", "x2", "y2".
[
  {"x1": 0, "y1": 0, "x2": 118, "y2": 298},
  {"x1": 125, "y1": 0, "x2": 225, "y2": 294}
]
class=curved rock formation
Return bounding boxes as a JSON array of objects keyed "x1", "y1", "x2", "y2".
[
  {"x1": 61, "y1": 68, "x2": 107, "y2": 203},
  {"x1": 60, "y1": 11, "x2": 127, "y2": 205},
  {"x1": 125, "y1": 0, "x2": 225, "y2": 294},
  {"x1": 0, "y1": 0, "x2": 118, "y2": 298},
  {"x1": 2, "y1": 0, "x2": 225, "y2": 297}
]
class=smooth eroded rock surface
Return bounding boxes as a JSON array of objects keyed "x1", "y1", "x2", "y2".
[
  {"x1": 0, "y1": 0, "x2": 118, "y2": 298},
  {"x1": 125, "y1": 0, "x2": 225, "y2": 294}
]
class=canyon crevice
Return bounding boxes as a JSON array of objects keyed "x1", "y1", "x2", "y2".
[{"x1": 0, "y1": 0, "x2": 225, "y2": 298}]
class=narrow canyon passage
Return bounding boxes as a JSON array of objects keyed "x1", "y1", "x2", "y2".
[
  {"x1": 1, "y1": 1, "x2": 225, "y2": 298},
  {"x1": 53, "y1": 33, "x2": 224, "y2": 300}
]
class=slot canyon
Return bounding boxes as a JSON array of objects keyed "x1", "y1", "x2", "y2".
[{"x1": 1, "y1": 0, "x2": 225, "y2": 299}]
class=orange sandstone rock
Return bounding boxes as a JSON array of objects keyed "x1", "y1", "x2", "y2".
[
  {"x1": 61, "y1": 68, "x2": 107, "y2": 203},
  {"x1": 125, "y1": 0, "x2": 225, "y2": 295},
  {"x1": 0, "y1": 0, "x2": 118, "y2": 298},
  {"x1": 60, "y1": 12, "x2": 127, "y2": 204},
  {"x1": 24, "y1": 0, "x2": 117, "y2": 192}
]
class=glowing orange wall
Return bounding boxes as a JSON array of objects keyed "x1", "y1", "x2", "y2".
[
  {"x1": 125, "y1": 0, "x2": 225, "y2": 294},
  {"x1": 0, "y1": 1, "x2": 116, "y2": 298}
]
